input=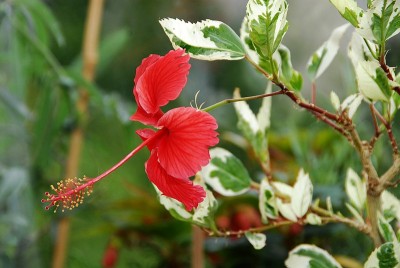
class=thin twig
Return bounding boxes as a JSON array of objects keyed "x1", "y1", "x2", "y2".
[
  {"x1": 311, "y1": 82, "x2": 316, "y2": 104},
  {"x1": 371, "y1": 105, "x2": 399, "y2": 155},
  {"x1": 368, "y1": 103, "x2": 381, "y2": 149}
]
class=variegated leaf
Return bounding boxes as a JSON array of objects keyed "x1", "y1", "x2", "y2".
[
  {"x1": 358, "y1": 0, "x2": 400, "y2": 44},
  {"x1": 201, "y1": 147, "x2": 251, "y2": 196},
  {"x1": 160, "y1": 18, "x2": 245, "y2": 60},
  {"x1": 328, "y1": 0, "x2": 363, "y2": 27},
  {"x1": 245, "y1": 232, "x2": 267, "y2": 250},
  {"x1": 291, "y1": 169, "x2": 313, "y2": 218},
  {"x1": 345, "y1": 168, "x2": 366, "y2": 211},
  {"x1": 259, "y1": 179, "x2": 278, "y2": 223},
  {"x1": 285, "y1": 244, "x2": 342, "y2": 268},
  {"x1": 307, "y1": 24, "x2": 350, "y2": 80}
]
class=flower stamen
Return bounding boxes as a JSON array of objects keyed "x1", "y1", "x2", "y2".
[{"x1": 41, "y1": 176, "x2": 93, "y2": 212}]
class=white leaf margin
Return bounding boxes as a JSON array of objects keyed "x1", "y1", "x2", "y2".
[
  {"x1": 159, "y1": 18, "x2": 245, "y2": 60},
  {"x1": 291, "y1": 169, "x2": 313, "y2": 218},
  {"x1": 201, "y1": 147, "x2": 250, "y2": 196},
  {"x1": 345, "y1": 168, "x2": 366, "y2": 211},
  {"x1": 307, "y1": 23, "x2": 350, "y2": 80},
  {"x1": 285, "y1": 244, "x2": 342, "y2": 268},
  {"x1": 245, "y1": 232, "x2": 267, "y2": 250}
]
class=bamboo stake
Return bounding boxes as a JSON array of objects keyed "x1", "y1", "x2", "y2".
[
  {"x1": 52, "y1": 1, "x2": 104, "y2": 267},
  {"x1": 191, "y1": 225, "x2": 205, "y2": 268}
]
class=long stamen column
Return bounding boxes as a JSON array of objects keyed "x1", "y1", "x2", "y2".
[{"x1": 41, "y1": 129, "x2": 166, "y2": 212}]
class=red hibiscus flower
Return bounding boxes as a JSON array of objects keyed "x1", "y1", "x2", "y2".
[
  {"x1": 131, "y1": 49, "x2": 219, "y2": 210},
  {"x1": 42, "y1": 49, "x2": 219, "y2": 212}
]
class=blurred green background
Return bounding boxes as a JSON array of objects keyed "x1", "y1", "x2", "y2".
[{"x1": 1, "y1": 0, "x2": 399, "y2": 267}]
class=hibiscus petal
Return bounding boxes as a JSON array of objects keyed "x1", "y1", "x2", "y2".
[
  {"x1": 134, "y1": 54, "x2": 161, "y2": 85},
  {"x1": 157, "y1": 107, "x2": 219, "y2": 178},
  {"x1": 136, "y1": 128, "x2": 158, "y2": 151},
  {"x1": 131, "y1": 68, "x2": 164, "y2": 126},
  {"x1": 130, "y1": 104, "x2": 163, "y2": 126},
  {"x1": 146, "y1": 150, "x2": 206, "y2": 211},
  {"x1": 135, "y1": 49, "x2": 190, "y2": 115}
]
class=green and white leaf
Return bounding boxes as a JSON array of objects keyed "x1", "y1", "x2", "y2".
[
  {"x1": 306, "y1": 213, "x2": 322, "y2": 225},
  {"x1": 259, "y1": 179, "x2": 278, "y2": 223},
  {"x1": 276, "y1": 198, "x2": 298, "y2": 222},
  {"x1": 340, "y1": 93, "x2": 363, "y2": 118},
  {"x1": 364, "y1": 242, "x2": 400, "y2": 268},
  {"x1": 245, "y1": 232, "x2": 267, "y2": 250},
  {"x1": 291, "y1": 169, "x2": 313, "y2": 218},
  {"x1": 156, "y1": 179, "x2": 217, "y2": 228},
  {"x1": 345, "y1": 203, "x2": 365, "y2": 223},
  {"x1": 201, "y1": 147, "x2": 251, "y2": 196},
  {"x1": 378, "y1": 213, "x2": 398, "y2": 243},
  {"x1": 348, "y1": 33, "x2": 391, "y2": 101},
  {"x1": 256, "y1": 82, "x2": 272, "y2": 134},
  {"x1": 159, "y1": 18, "x2": 245, "y2": 60},
  {"x1": 357, "y1": 0, "x2": 400, "y2": 43},
  {"x1": 245, "y1": 0, "x2": 288, "y2": 60},
  {"x1": 382, "y1": 190, "x2": 400, "y2": 222},
  {"x1": 233, "y1": 89, "x2": 269, "y2": 162},
  {"x1": 272, "y1": 181, "x2": 293, "y2": 197},
  {"x1": 285, "y1": 244, "x2": 342, "y2": 268},
  {"x1": 192, "y1": 186, "x2": 218, "y2": 226},
  {"x1": 307, "y1": 24, "x2": 350, "y2": 80},
  {"x1": 156, "y1": 187, "x2": 193, "y2": 221},
  {"x1": 328, "y1": 0, "x2": 363, "y2": 27},
  {"x1": 345, "y1": 168, "x2": 366, "y2": 211},
  {"x1": 330, "y1": 91, "x2": 341, "y2": 111}
]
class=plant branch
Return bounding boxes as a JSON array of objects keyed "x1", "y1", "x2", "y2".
[
  {"x1": 371, "y1": 105, "x2": 399, "y2": 155},
  {"x1": 202, "y1": 89, "x2": 284, "y2": 112},
  {"x1": 311, "y1": 206, "x2": 370, "y2": 234},
  {"x1": 368, "y1": 103, "x2": 381, "y2": 149}
]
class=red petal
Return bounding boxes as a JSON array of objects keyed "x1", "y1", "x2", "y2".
[
  {"x1": 130, "y1": 104, "x2": 163, "y2": 126},
  {"x1": 156, "y1": 107, "x2": 219, "y2": 178},
  {"x1": 135, "y1": 49, "x2": 190, "y2": 115},
  {"x1": 134, "y1": 54, "x2": 161, "y2": 85},
  {"x1": 146, "y1": 150, "x2": 206, "y2": 211},
  {"x1": 136, "y1": 128, "x2": 158, "y2": 151}
]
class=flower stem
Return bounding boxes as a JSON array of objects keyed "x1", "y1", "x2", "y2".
[
  {"x1": 202, "y1": 89, "x2": 284, "y2": 112},
  {"x1": 42, "y1": 129, "x2": 165, "y2": 210}
]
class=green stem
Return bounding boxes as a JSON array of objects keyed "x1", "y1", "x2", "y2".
[{"x1": 202, "y1": 89, "x2": 284, "y2": 112}]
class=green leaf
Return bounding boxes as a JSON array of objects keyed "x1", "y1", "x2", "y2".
[
  {"x1": 259, "y1": 179, "x2": 278, "y2": 223},
  {"x1": 159, "y1": 18, "x2": 245, "y2": 60},
  {"x1": 307, "y1": 24, "x2": 350, "y2": 80},
  {"x1": 276, "y1": 45, "x2": 303, "y2": 91},
  {"x1": 201, "y1": 147, "x2": 251, "y2": 196},
  {"x1": 328, "y1": 0, "x2": 363, "y2": 27},
  {"x1": 15, "y1": 0, "x2": 64, "y2": 45},
  {"x1": 285, "y1": 244, "x2": 342, "y2": 268},
  {"x1": 245, "y1": 0, "x2": 289, "y2": 61},
  {"x1": 306, "y1": 213, "x2": 322, "y2": 225},
  {"x1": 345, "y1": 168, "x2": 366, "y2": 211},
  {"x1": 358, "y1": 0, "x2": 400, "y2": 43},
  {"x1": 365, "y1": 242, "x2": 400, "y2": 268},
  {"x1": 233, "y1": 89, "x2": 269, "y2": 162},
  {"x1": 245, "y1": 232, "x2": 267, "y2": 250}
]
